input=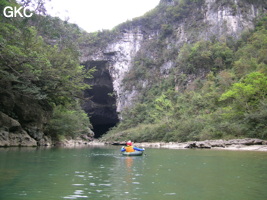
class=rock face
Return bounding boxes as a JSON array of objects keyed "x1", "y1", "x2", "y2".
[
  {"x1": 81, "y1": 28, "x2": 144, "y2": 113},
  {"x1": 203, "y1": 0, "x2": 261, "y2": 39},
  {"x1": 80, "y1": 0, "x2": 266, "y2": 115},
  {"x1": 0, "y1": 112, "x2": 36, "y2": 146},
  {"x1": 0, "y1": 93, "x2": 52, "y2": 147},
  {"x1": 105, "y1": 28, "x2": 144, "y2": 112}
]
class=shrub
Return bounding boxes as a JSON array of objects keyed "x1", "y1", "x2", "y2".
[{"x1": 45, "y1": 103, "x2": 92, "y2": 140}]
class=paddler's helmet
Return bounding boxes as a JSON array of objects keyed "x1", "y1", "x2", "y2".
[{"x1": 126, "y1": 141, "x2": 132, "y2": 146}]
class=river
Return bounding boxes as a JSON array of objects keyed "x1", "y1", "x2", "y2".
[{"x1": 0, "y1": 146, "x2": 267, "y2": 200}]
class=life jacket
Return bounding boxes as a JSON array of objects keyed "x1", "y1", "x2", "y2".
[{"x1": 125, "y1": 145, "x2": 135, "y2": 152}]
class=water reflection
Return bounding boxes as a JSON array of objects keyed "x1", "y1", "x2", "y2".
[
  {"x1": 0, "y1": 147, "x2": 267, "y2": 200},
  {"x1": 125, "y1": 157, "x2": 134, "y2": 183}
]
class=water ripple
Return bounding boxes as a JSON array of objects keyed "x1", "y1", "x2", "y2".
[{"x1": 164, "y1": 193, "x2": 176, "y2": 196}]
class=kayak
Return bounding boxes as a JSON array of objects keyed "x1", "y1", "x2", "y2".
[{"x1": 122, "y1": 151, "x2": 144, "y2": 156}]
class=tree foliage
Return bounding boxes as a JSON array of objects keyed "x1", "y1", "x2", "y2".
[
  {"x1": 177, "y1": 41, "x2": 233, "y2": 74},
  {"x1": 44, "y1": 102, "x2": 92, "y2": 139},
  {"x1": 0, "y1": 0, "x2": 94, "y2": 139},
  {"x1": 220, "y1": 72, "x2": 267, "y2": 111},
  {"x1": 0, "y1": 23, "x2": 93, "y2": 104}
]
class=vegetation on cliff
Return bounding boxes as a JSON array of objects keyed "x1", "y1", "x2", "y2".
[
  {"x1": 102, "y1": 15, "x2": 267, "y2": 142},
  {"x1": 0, "y1": 0, "x2": 94, "y2": 141}
]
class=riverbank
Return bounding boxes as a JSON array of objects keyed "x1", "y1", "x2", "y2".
[
  {"x1": 55, "y1": 139, "x2": 105, "y2": 147},
  {"x1": 106, "y1": 138, "x2": 267, "y2": 152},
  {"x1": 2, "y1": 137, "x2": 267, "y2": 152}
]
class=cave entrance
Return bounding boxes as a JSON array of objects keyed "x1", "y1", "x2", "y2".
[{"x1": 83, "y1": 61, "x2": 119, "y2": 138}]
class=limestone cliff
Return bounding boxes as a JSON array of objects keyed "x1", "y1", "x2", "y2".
[
  {"x1": 80, "y1": 0, "x2": 266, "y2": 116},
  {"x1": 80, "y1": 28, "x2": 144, "y2": 113}
]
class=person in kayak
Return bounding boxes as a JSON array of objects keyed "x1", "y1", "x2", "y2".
[{"x1": 121, "y1": 141, "x2": 144, "y2": 152}]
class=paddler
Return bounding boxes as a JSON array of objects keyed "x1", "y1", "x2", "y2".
[{"x1": 121, "y1": 141, "x2": 144, "y2": 152}]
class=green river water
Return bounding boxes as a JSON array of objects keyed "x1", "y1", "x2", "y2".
[{"x1": 0, "y1": 146, "x2": 267, "y2": 200}]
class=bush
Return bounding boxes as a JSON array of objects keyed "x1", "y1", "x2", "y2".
[{"x1": 45, "y1": 103, "x2": 92, "y2": 140}]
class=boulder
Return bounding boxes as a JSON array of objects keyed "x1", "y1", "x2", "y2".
[
  {"x1": 227, "y1": 138, "x2": 264, "y2": 145},
  {"x1": 0, "y1": 111, "x2": 37, "y2": 146},
  {"x1": 0, "y1": 111, "x2": 21, "y2": 131},
  {"x1": 208, "y1": 140, "x2": 226, "y2": 147},
  {"x1": 0, "y1": 130, "x2": 9, "y2": 146},
  {"x1": 184, "y1": 138, "x2": 266, "y2": 149},
  {"x1": 38, "y1": 136, "x2": 52, "y2": 146},
  {"x1": 0, "y1": 92, "x2": 53, "y2": 146},
  {"x1": 185, "y1": 141, "x2": 211, "y2": 149},
  {"x1": 9, "y1": 131, "x2": 37, "y2": 146}
]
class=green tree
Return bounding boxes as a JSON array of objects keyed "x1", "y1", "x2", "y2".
[
  {"x1": 45, "y1": 102, "x2": 92, "y2": 140},
  {"x1": 219, "y1": 72, "x2": 267, "y2": 113},
  {"x1": 149, "y1": 93, "x2": 174, "y2": 123},
  {"x1": 0, "y1": 23, "x2": 94, "y2": 105},
  {"x1": 0, "y1": 1, "x2": 95, "y2": 140},
  {"x1": 177, "y1": 41, "x2": 233, "y2": 74}
]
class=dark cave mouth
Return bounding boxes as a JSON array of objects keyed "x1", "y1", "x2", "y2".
[
  {"x1": 86, "y1": 91, "x2": 119, "y2": 138},
  {"x1": 82, "y1": 60, "x2": 119, "y2": 139},
  {"x1": 92, "y1": 123, "x2": 117, "y2": 138},
  {"x1": 90, "y1": 112, "x2": 119, "y2": 138}
]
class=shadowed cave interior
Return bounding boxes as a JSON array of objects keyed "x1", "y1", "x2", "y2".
[{"x1": 83, "y1": 61, "x2": 119, "y2": 138}]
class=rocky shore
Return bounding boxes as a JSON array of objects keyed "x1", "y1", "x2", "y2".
[
  {"x1": 44, "y1": 138, "x2": 267, "y2": 151},
  {"x1": 54, "y1": 139, "x2": 105, "y2": 147},
  {"x1": 1, "y1": 134, "x2": 267, "y2": 152},
  {"x1": 108, "y1": 138, "x2": 267, "y2": 152}
]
